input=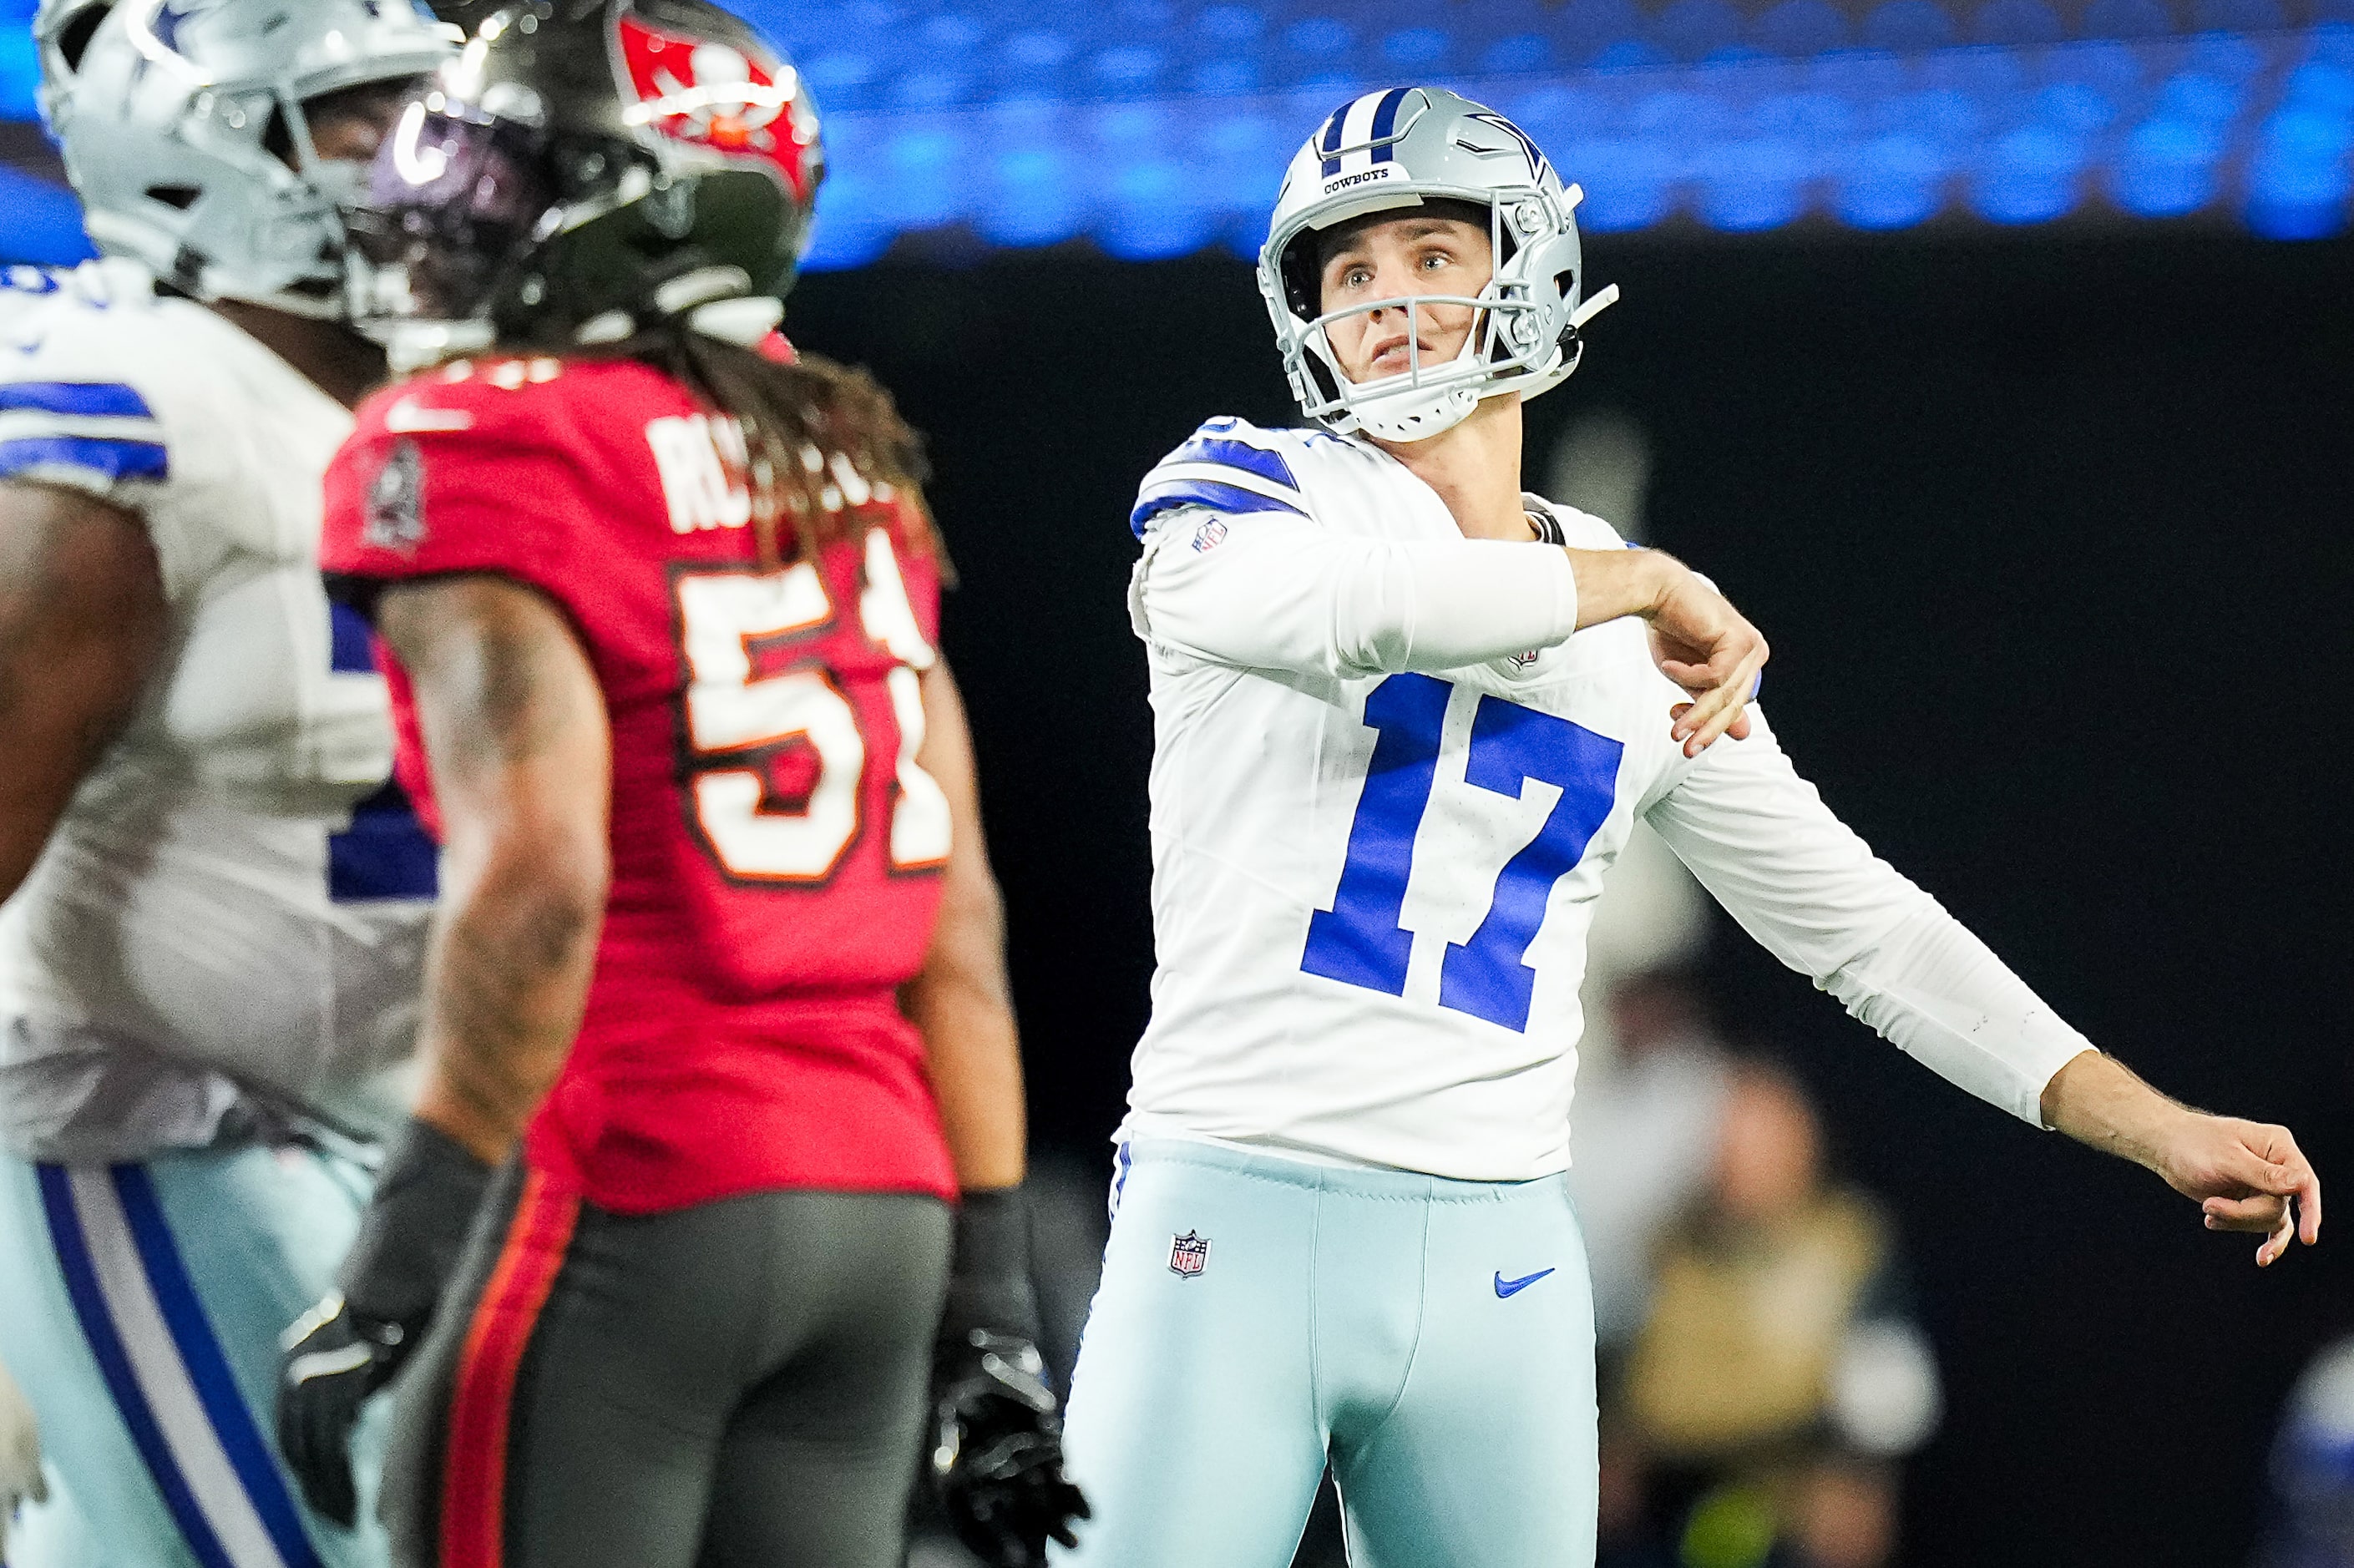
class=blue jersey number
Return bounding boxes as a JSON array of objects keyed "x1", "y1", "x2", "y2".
[{"x1": 1299, "y1": 673, "x2": 1622, "y2": 1033}]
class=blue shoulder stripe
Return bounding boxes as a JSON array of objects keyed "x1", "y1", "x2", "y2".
[
  {"x1": 1168, "y1": 433, "x2": 1298, "y2": 493},
  {"x1": 0, "y1": 434, "x2": 169, "y2": 482},
  {"x1": 1131, "y1": 479, "x2": 1306, "y2": 539},
  {"x1": 0, "y1": 381, "x2": 154, "y2": 419}
]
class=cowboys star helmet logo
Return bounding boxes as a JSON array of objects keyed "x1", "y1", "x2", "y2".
[{"x1": 1461, "y1": 111, "x2": 1552, "y2": 185}]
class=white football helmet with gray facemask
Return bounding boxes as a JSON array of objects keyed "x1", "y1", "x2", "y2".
[
  {"x1": 1258, "y1": 85, "x2": 1618, "y2": 443},
  {"x1": 35, "y1": 0, "x2": 453, "y2": 316}
]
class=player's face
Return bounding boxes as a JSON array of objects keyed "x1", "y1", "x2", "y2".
[
  {"x1": 1316, "y1": 215, "x2": 1494, "y2": 385},
  {"x1": 291, "y1": 79, "x2": 424, "y2": 169}
]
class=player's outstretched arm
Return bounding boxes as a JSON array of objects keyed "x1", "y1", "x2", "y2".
[
  {"x1": 899, "y1": 657, "x2": 1090, "y2": 1568},
  {"x1": 1566, "y1": 545, "x2": 1769, "y2": 757},
  {"x1": 279, "y1": 574, "x2": 611, "y2": 1528},
  {"x1": 0, "y1": 483, "x2": 167, "y2": 899},
  {"x1": 2041, "y1": 1050, "x2": 2321, "y2": 1267},
  {"x1": 1648, "y1": 713, "x2": 2316, "y2": 1271}
]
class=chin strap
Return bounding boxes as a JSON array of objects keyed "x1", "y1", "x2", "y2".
[
  {"x1": 1569, "y1": 282, "x2": 1621, "y2": 332},
  {"x1": 574, "y1": 266, "x2": 785, "y2": 350},
  {"x1": 377, "y1": 283, "x2": 786, "y2": 373}
]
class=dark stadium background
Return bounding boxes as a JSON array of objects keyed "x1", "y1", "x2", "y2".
[
  {"x1": 7, "y1": 0, "x2": 2351, "y2": 1547},
  {"x1": 781, "y1": 227, "x2": 2354, "y2": 1567}
]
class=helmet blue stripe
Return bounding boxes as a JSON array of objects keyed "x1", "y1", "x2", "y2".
[
  {"x1": 1319, "y1": 103, "x2": 1349, "y2": 178},
  {"x1": 1369, "y1": 88, "x2": 1411, "y2": 164}
]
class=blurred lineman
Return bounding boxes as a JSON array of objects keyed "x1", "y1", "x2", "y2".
[
  {"x1": 0, "y1": 0, "x2": 449, "y2": 1564},
  {"x1": 1059, "y1": 85, "x2": 2323, "y2": 1568},
  {"x1": 272, "y1": 2, "x2": 1084, "y2": 1564}
]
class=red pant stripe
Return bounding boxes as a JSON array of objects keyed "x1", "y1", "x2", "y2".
[{"x1": 438, "y1": 1169, "x2": 580, "y2": 1568}]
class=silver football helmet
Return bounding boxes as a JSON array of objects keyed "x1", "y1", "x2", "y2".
[
  {"x1": 31, "y1": 0, "x2": 114, "y2": 134},
  {"x1": 1258, "y1": 86, "x2": 1619, "y2": 443},
  {"x1": 39, "y1": 0, "x2": 456, "y2": 316}
]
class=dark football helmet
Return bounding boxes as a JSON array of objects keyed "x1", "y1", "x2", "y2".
[{"x1": 343, "y1": 0, "x2": 822, "y2": 364}]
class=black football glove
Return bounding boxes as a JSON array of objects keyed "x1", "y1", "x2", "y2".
[
  {"x1": 929, "y1": 1187, "x2": 1090, "y2": 1568},
  {"x1": 277, "y1": 1117, "x2": 490, "y2": 1528}
]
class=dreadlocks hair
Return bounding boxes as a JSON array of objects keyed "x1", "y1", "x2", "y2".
[{"x1": 614, "y1": 322, "x2": 943, "y2": 576}]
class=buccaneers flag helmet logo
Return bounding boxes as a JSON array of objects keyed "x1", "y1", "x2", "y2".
[{"x1": 613, "y1": 13, "x2": 820, "y2": 203}]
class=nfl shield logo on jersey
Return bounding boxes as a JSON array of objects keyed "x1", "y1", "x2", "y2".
[{"x1": 1168, "y1": 1230, "x2": 1210, "y2": 1278}]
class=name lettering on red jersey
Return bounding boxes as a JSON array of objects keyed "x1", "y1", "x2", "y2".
[{"x1": 647, "y1": 412, "x2": 753, "y2": 534}]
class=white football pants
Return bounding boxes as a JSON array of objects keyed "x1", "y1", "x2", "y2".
[{"x1": 1056, "y1": 1138, "x2": 1599, "y2": 1568}]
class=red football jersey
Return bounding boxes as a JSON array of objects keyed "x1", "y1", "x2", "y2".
[{"x1": 321, "y1": 354, "x2": 957, "y2": 1212}]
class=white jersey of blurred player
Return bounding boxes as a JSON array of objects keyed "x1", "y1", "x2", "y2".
[
  {"x1": 3, "y1": 0, "x2": 451, "y2": 1551},
  {"x1": 0, "y1": 263, "x2": 431, "y2": 1153},
  {"x1": 0, "y1": 257, "x2": 437, "y2": 1568},
  {"x1": 1055, "y1": 86, "x2": 2100, "y2": 1568}
]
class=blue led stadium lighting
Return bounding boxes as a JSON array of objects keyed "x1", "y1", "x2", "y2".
[
  {"x1": 779, "y1": 15, "x2": 2354, "y2": 267},
  {"x1": 1, "y1": 0, "x2": 33, "y2": 121},
  {"x1": 0, "y1": 164, "x2": 89, "y2": 264},
  {"x1": 3, "y1": 1, "x2": 2351, "y2": 267}
]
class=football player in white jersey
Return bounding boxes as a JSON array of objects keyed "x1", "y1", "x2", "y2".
[
  {"x1": 0, "y1": 1, "x2": 450, "y2": 1564},
  {"x1": 1056, "y1": 85, "x2": 2321, "y2": 1568}
]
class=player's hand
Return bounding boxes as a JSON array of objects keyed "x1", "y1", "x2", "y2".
[
  {"x1": 1646, "y1": 563, "x2": 1768, "y2": 758},
  {"x1": 2043, "y1": 1052, "x2": 2322, "y2": 1268},
  {"x1": 276, "y1": 1292, "x2": 418, "y2": 1527},
  {"x1": 276, "y1": 1116, "x2": 492, "y2": 1527},
  {"x1": 2155, "y1": 1113, "x2": 2322, "y2": 1267},
  {"x1": 0, "y1": 1356, "x2": 48, "y2": 1560},
  {"x1": 929, "y1": 1328, "x2": 1091, "y2": 1567}
]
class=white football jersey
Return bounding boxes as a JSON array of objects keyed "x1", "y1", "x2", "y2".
[
  {"x1": 1121, "y1": 417, "x2": 2093, "y2": 1181},
  {"x1": 0, "y1": 261, "x2": 433, "y2": 1161}
]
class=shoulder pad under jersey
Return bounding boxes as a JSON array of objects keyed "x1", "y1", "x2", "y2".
[{"x1": 1130, "y1": 416, "x2": 1320, "y2": 540}]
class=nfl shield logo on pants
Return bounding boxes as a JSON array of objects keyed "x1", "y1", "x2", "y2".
[{"x1": 1168, "y1": 1231, "x2": 1210, "y2": 1278}]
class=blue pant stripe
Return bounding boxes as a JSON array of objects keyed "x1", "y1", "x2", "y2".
[
  {"x1": 35, "y1": 1165, "x2": 239, "y2": 1568},
  {"x1": 111, "y1": 1166, "x2": 323, "y2": 1568}
]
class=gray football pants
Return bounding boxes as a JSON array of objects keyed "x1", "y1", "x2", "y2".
[{"x1": 381, "y1": 1161, "x2": 950, "y2": 1568}]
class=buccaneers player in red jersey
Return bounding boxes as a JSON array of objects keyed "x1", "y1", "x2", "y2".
[{"x1": 270, "y1": 2, "x2": 1086, "y2": 1564}]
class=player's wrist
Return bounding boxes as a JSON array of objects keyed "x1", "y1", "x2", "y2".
[
  {"x1": 940, "y1": 1185, "x2": 1044, "y2": 1350},
  {"x1": 1633, "y1": 549, "x2": 1688, "y2": 621},
  {"x1": 1565, "y1": 546, "x2": 1677, "y2": 630},
  {"x1": 2045, "y1": 1050, "x2": 2197, "y2": 1174},
  {"x1": 339, "y1": 1115, "x2": 494, "y2": 1331}
]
